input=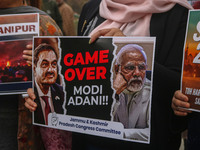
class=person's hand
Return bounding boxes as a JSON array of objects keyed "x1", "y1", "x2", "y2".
[
  {"x1": 171, "y1": 90, "x2": 192, "y2": 116},
  {"x1": 24, "y1": 88, "x2": 37, "y2": 112},
  {"x1": 89, "y1": 28, "x2": 125, "y2": 44},
  {"x1": 113, "y1": 72, "x2": 127, "y2": 95},
  {"x1": 23, "y1": 44, "x2": 33, "y2": 65}
]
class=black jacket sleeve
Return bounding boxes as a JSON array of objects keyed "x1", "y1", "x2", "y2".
[{"x1": 150, "y1": 4, "x2": 189, "y2": 135}]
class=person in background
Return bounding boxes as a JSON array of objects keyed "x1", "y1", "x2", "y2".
[
  {"x1": 71, "y1": 0, "x2": 193, "y2": 149},
  {"x1": 25, "y1": 0, "x2": 41, "y2": 8},
  {"x1": 172, "y1": 3, "x2": 200, "y2": 150},
  {"x1": 23, "y1": 0, "x2": 193, "y2": 149},
  {"x1": 56, "y1": 0, "x2": 76, "y2": 36},
  {"x1": 42, "y1": 0, "x2": 63, "y2": 32},
  {"x1": 0, "y1": 0, "x2": 71, "y2": 150}
]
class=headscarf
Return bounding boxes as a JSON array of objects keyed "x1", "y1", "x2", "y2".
[{"x1": 90, "y1": 0, "x2": 193, "y2": 36}]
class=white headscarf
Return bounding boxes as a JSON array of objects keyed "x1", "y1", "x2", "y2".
[{"x1": 90, "y1": 0, "x2": 193, "y2": 36}]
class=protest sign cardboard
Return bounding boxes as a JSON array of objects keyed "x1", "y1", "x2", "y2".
[
  {"x1": 181, "y1": 10, "x2": 200, "y2": 112},
  {"x1": 0, "y1": 13, "x2": 39, "y2": 94},
  {"x1": 33, "y1": 36, "x2": 155, "y2": 143}
]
